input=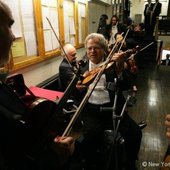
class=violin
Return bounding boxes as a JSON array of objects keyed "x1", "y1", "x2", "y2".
[
  {"x1": 81, "y1": 48, "x2": 137, "y2": 86},
  {"x1": 125, "y1": 54, "x2": 138, "y2": 74}
]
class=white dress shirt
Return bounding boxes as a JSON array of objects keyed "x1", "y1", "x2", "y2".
[
  {"x1": 88, "y1": 60, "x2": 110, "y2": 105},
  {"x1": 109, "y1": 25, "x2": 118, "y2": 45}
]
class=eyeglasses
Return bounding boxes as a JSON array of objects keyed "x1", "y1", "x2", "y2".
[{"x1": 87, "y1": 46, "x2": 102, "y2": 51}]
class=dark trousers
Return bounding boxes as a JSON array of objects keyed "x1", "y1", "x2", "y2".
[{"x1": 144, "y1": 15, "x2": 152, "y2": 36}]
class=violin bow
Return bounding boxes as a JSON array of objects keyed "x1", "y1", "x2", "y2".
[
  {"x1": 46, "y1": 17, "x2": 78, "y2": 73},
  {"x1": 139, "y1": 42, "x2": 154, "y2": 52},
  {"x1": 117, "y1": 28, "x2": 130, "y2": 52},
  {"x1": 130, "y1": 41, "x2": 155, "y2": 58},
  {"x1": 46, "y1": 18, "x2": 83, "y2": 123},
  {"x1": 104, "y1": 32, "x2": 124, "y2": 64}
]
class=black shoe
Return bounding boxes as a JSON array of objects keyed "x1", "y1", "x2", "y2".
[{"x1": 138, "y1": 121, "x2": 147, "y2": 129}]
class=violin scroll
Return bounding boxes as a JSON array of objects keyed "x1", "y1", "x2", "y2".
[{"x1": 125, "y1": 56, "x2": 138, "y2": 74}]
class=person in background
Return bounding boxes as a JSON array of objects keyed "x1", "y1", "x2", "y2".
[
  {"x1": 126, "y1": 23, "x2": 146, "y2": 48},
  {"x1": 59, "y1": 44, "x2": 77, "y2": 92},
  {"x1": 97, "y1": 14, "x2": 110, "y2": 42},
  {"x1": 0, "y1": 1, "x2": 74, "y2": 169},
  {"x1": 144, "y1": 0, "x2": 154, "y2": 37},
  {"x1": 124, "y1": 16, "x2": 134, "y2": 29},
  {"x1": 150, "y1": 0, "x2": 162, "y2": 36},
  {"x1": 108, "y1": 15, "x2": 126, "y2": 46}
]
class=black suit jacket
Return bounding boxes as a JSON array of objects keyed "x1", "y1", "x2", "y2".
[
  {"x1": 152, "y1": 2, "x2": 162, "y2": 18},
  {"x1": 59, "y1": 58, "x2": 74, "y2": 92},
  {"x1": 144, "y1": 3, "x2": 154, "y2": 16}
]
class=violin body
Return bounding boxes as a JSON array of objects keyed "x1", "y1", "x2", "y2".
[
  {"x1": 81, "y1": 62, "x2": 114, "y2": 86},
  {"x1": 16, "y1": 96, "x2": 66, "y2": 158},
  {"x1": 82, "y1": 67, "x2": 101, "y2": 85},
  {"x1": 125, "y1": 57, "x2": 138, "y2": 74},
  {"x1": 5, "y1": 74, "x2": 71, "y2": 159}
]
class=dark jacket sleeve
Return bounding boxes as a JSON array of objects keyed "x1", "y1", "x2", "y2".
[
  {"x1": 59, "y1": 59, "x2": 74, "y2": 91},
  {"x1": 153, "y1": 3, "x2": 162, "y2": 17}
]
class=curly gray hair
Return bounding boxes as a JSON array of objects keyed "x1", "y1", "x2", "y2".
[{"x1": 84, "y1": 33, "x2": 108, "y2": 52}]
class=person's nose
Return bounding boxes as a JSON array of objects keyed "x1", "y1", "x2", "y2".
[
  {"x1": 12, "y1": 32, "x2": 15, "y2": 41},
  {"x1": 91, "y1": 48, "x2": 95, "y2": 52},
  {"x1": 10, "y1": 29, "x2": 15, "y2": 41}
]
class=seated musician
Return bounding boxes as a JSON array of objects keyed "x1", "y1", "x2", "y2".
[
  {"x1": 0, "y1": 1, "x2": 74, "y2": 170},
  {"x1": 59, "y1": 44, "x2": 77, "y2": 92},
  {"x1": 68, "y1": 33, "x2": 142, "y2": 170},
  {"x1": 109, "y1": 32, "x2": 138, "y2": 93}
]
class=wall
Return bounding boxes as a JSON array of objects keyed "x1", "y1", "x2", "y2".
[{"x1": 88, "y1": 1, "x2": 112, "y2": 34}]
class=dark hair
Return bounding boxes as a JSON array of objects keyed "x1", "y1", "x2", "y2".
[
  {"x1": 97, "y1": 14, "x2": 110, "y2": 39},
  {"x1": 100, "y1": 14, "x2": 108, "y2": 20},
  {"x1": 110, "y1": 15, "x2": 119, "y2": 25},
  {"x1": 98, "y1": 14, "x2": 108, "y2": 27},
  {"x1": 139, "y1": 23, "x2": 145, "y2": 30}
]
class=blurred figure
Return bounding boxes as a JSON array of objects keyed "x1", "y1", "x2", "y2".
[
  {"x1": 97, "y1": 14, "x2": 110, "y2": 41},
  {"x1": 126, "y1": 23, "x2": 146, "y2": 49},
  {"x1": 144, "y1": 0, "x2": 154, "y2": 36},
  {"x1": 108, "y1": 15, "x2": 126, "y2": 46},
  {"x1": 150, "y1": 0, "x2": 162, "y2": 36}
]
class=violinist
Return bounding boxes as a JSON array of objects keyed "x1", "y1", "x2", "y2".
[
  {"x1": 69, "y1": 33, "x2": 142, "y2": 170},
  {"x1": 0, "y1": 1, "x2": 74, "y2": 170},
  {"x1": 59, "y1": 43, "x2": 77, "y2": 92},
  {"x1": 108, "y1": 32, "x2": 138, "y2": 92}
]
